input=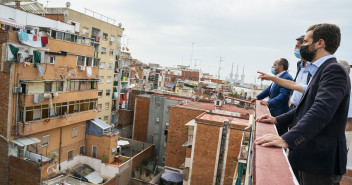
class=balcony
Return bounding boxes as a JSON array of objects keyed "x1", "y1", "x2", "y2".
[
  {"x1": 17, "y1": 109, "x2": 97, "y2": 136},
  {"x1": 20, "y1": 89, "x2": 98, "y2": 107}
]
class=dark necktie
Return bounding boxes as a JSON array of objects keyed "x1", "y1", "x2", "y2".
[{"x1": 307, "y1": 72, "x2": 312, "y2": 84}]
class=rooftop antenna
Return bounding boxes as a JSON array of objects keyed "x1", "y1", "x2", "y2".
[
  {"x1": 218, "y1": 56, "x2": 223, "y2": 80},
  {"x1": 190, "y1": 42, "x2": 195, "y2": 69}
]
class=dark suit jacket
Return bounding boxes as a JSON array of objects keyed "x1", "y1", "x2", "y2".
[
  {"x1": 276, "y1": 57, "x2": 350, "y2": 176},
  {"x1": 257, "y1": 71, "x2": 293, "y2": 117}
]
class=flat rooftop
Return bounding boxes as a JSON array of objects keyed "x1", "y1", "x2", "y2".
[{"x1": 196, "y1": 113, "x2": 250, "y2": 128}]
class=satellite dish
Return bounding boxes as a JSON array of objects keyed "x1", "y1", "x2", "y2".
[
  {"x1": 66, "y1": 2, "x2": 71, "y2": 8},
  {"x1": 118, "y1": 23, "x2": 122, "y2": 28}
]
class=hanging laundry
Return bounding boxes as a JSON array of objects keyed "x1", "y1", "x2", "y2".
[
  {"x1": 49, "y1": 95, "x2": 53, "y2": 109},
  {"x1": 41, "y1": 36, "x2": 48, "y2": 47},
  {"x1": 20, "y1": 31, "x2": 28, "y2": 41},
  {"x1": 38, "y1": 64, "x2": 45, "y2": 76},
  {"x1": 33, "y1": 51, "x2": 41, "y2": 68},
  {"x1": 17, "y1": 32, "x2": 42, "y2": 48},
  {"x1": 33, "y1": 94, "x2": 39, "y2": 103},
  {"x1": 8, "y1": 44, "x2": 19, "y2": 61},
  {"x1": 33, "y1": 35, "x2": 37, "y2": 41},
  {"x1": 44, "y1": 93, "x2": 50, "y2": 99},
  {"x1": 86, "y1": 66, "x2": 92, "y2": 77},
  {"x1": 38, "y1": 94, "x2": 44, "y2": 103}
]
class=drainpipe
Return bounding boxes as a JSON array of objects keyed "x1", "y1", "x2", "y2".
[
  {"x1": 59, "y1": 127, "x2": 62, "y2": 170},
  {"x1": 15, "y1": 74, "x2": 19, "y2": 138}
]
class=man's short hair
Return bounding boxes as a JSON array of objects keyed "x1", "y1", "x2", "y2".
[
  {"x1": 337, "y1": 60, "x2": 350, "y2": 74},
  {"x1": 279, "y1": 58, "x2": 289, "y2": 70},
  {"x1": 296, "y1": 35, "x2": 305, "y2": 44},
  {"x1": 307, "y1": 23, "x2": 341, "y2": 54}
]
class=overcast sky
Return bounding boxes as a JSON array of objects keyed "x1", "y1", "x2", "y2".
[{"x1": 41, "y1": 0, "x2": 352, "y2": 84}]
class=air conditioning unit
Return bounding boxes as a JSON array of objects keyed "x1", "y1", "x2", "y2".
[
  {"x1": 13, "y1": 87, "x2": 22, "y2": 93},
  {"x1": 79, "y1": 66, "x2": 85, "y2": 71}
]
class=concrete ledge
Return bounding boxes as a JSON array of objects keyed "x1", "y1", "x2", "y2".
[{"x1": 253, "y1": 101, "x2": 297, "y2": 185}]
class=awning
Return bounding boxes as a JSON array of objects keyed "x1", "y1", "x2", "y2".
[
  {"x1": 85, "y1": 171, "x2": 104, "y2": 184},
  {"x1": 11, "y1": 136, "x2": 40, "y2": 147},
  {"x1": 0, "y1": 18, "x2": 25, "y2": 29},
  {"x1": 117, "y1": 140, "x2": 130, "y2": 146},
  {"x1": 90, "y1": 118, "x2": 111, "y2": 130},
  {"x1": 166, "y1": 83, "x2": 175, "y2": 88}
]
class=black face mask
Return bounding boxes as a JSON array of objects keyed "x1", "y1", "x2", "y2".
[{"x1": 300, "y1": 44, "x2": 317, "y2": 62}]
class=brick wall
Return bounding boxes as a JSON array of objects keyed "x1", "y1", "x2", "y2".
[
  {"x1": 119, "y1": 110, "x2": 134, "y2": 128},
  {"x1": 0, "y1": 49, "x2": 10, "y2": 138},
  {"x1": 165, "y1": 106, "x2": 204, "y2": 169},
  {"x1": 190, "y1": 123, "x2": 220, "y2": 185},
  {"x1": 129, "y1": 90, "x2": 147, "y2": 111},
  {"x1": 133, "y1": 96, "x2": 150, "y2": 142},
  {"x1": 0, "y1": 138, "x2": 9, "y2": 185},
  {"x1": 224, "y1": 129, "x2": 245, "y2": 185},
  {"x1": 8, "y1": 156, "x2": 41, "y2": 185},
  {"x1": 132, "y1": 145, "x2": 154, "y2": 169}
]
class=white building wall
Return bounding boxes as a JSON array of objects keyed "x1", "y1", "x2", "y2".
[{"x1": 0, "y1": 4, "x2": 75, "y2": 33}]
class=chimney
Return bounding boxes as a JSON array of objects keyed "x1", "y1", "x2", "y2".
[{"x1": 15, "y1": 1, "x2": 21, "y2": 10}]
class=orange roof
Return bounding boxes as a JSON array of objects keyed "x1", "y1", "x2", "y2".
[{"x1": 196, "y1": 113, "x2": 249, "y2": 127}]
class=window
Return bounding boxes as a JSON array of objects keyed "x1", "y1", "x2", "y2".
[
  {"x1": 47, "y1": 56, "x2": 55, "y2": 64},
  {"x1": 77, "y1": 56, "x2": 85, "y2": 66},
  {"x1": 98, "y1": 104, "x2": 102, "y2": 112},
  {"x1": 93, "y1": 59, "x2": 100, "y2": 67},
  {"x1": 86, "y1": 57, "x2": 93, "y2": 66},
  {"x1": 103, "y1": 33, "x2": 108, "y2": 40},
  {"x1": 67, "y1": 150, "x2": 74, "y2": 161},
  {"x1": 91, "y1": 27, "x2": 100, "y2": 39},
  {"x1": 79, "y1": 146, "x2": 85, "y2": 155},
  {"x1": 92, "y1": 146, "x2": 98, "y2": 158},
  {"x1": 69, "y1": 81, "x2": 79, "y2": 91},
  {"x1": 56, "y1": 32, "x2": 64, "y2": 40},
  {"x1": 79, "y1": 81, "x2": 90, "y2": 90},
  {"x1": 109, "y1": 50, "x2": 114, "y2": 56},
  {"x1": 108, "y1": 63, "x2": 113, "y2": 69},
  {"x1": 104, "y1": 116, "x2": 108, "y2": 122},
  {"x1": 105, "y1": 102, "x2": 109, "y2": 110},
  {"x1": 42, "y1": 135, "x2": 49, "y2": 146},
  {"x1": 107, "y1": 76, "x2": 112, "y2": 83},
  {"x1": 65, "y1": 33, "x2": 71, "y2": 41},
  {"x1": 22, "y1": 99, "x2": 98, "y2": 121},
  {"x1": 98, "y1": 90, "x2": 103, "y2": 97},
  {"x1": 110, "y1": 35, "x2": 115, "y2": 43},
  {"x1": 72, "y1": 127, "x2": 78, "y2": 137},
  {"x1": 99, "y1": 62, "x2": 105, "y2": 69},
  {"x1": 101, "y1": 47, "x2": 107, "y2": 55},
  {"x1": 57, "y1": 81, "x2": 63, "y2": 91},
  {"x1": 82, "y1": 27, "x2": 89, "y2": 35},
  {"x1": 44, "y1": 82, "x2": 52, "y2": 93},
  {"x1": 106, "y1": 90, "x2": 111, "y2": 96},
  {"x1": 99, "y1": 76, "x2": 104, "y2": 84}
]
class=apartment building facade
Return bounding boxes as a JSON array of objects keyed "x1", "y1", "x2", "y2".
[
  {"x1": 44, "y1": 7, "x2": 124, "y2": 125},
  {"x1": 0, "y1": 23, "x2": 99, "y2": 183}
]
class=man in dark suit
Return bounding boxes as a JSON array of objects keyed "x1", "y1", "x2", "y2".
[
  {"x1": 251, "y1": 58, "x2": 293, "y2": 135},
  {"x1": 255, "y1": 23, "x2": 350, "y2": 185}
]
